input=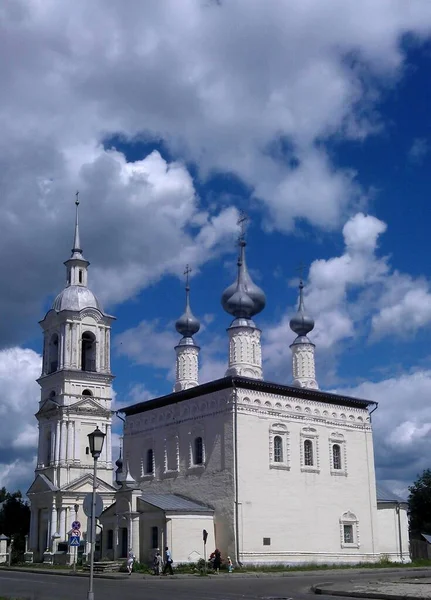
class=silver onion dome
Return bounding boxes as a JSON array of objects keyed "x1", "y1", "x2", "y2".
[
  {"x1": 52, "y1": 285, "x2": 102, "y2": 312},
  {"x1": 290, "y1": 280, "x2": 314, "y2": 337},
  {"x1": 221, "y1": 239, "x2": 266, "y2": 319},
  {"x1": 175, "y1": 268, "x2": 200, "y2": 338}
]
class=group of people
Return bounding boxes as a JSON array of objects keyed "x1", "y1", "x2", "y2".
[
  {"x1": 126, "y1": 546, "x2": 174, "y2": 576},
  {"x1": 127, "y1": 546, "x2": 234, "y2": 575},
  {"x1": 209, "y1": 549, "x2": 233, "y2": 573}
]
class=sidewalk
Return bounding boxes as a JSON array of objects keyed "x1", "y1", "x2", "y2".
[
  {"x1": 2, "y1": 565, "x2": 431, "y2": 581},
  {"x1": 313, "y1": 574, "x2": 431, "y2": 600}
]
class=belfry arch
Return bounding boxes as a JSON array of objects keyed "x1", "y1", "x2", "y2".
[{"x1": 81, "y1": 331, "x2": 96, "y2": 372}]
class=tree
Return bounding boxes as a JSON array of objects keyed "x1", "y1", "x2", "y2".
[
  {"x1": 0, "y1": 489, "x2": 30, "y2": 563},
  {"x1": 408, "y1": 469, "x2": 431, "y2": 537}
]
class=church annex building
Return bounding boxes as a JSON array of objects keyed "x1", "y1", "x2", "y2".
[{"x1": 27, "y1": 200, "x2": 409, "y2": 566}]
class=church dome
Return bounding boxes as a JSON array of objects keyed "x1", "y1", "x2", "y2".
[
  {"x1": 175, "y1": 298, "x2": 200, "y2": 338},
  {"x1": 52, "y1": 285, "x2": 102, "y2": 313},
  {"x1": 289, "y1": 281, "x2": 314, "y2": 337},
  {"x1": 221, "y1": 241, "x2": 266, "y2": 319}
]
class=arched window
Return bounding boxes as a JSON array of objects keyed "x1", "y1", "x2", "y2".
[
  {"x1": 82, "y1": 389, "x2": 93, "y2": 396},
  {"x1": 81, "y1": 331, "x2": 96, "y2": 372},
  {"x1": 46, "y1": 430, "x2": 52, "y2": 465},
  {"x1": 332, "y1": 444, "x2": 341, "y2": 470},
  {"x1": 48, "y1": 334, "x2": 59, "y2": 373},
  {"x1": 304, "y1": 439, "x2": 313, "y2": 466},
  {"x1": 194, "y1": 437, "x2": 203, "y2": 465},
  {"x1": 274, "y1": 436, "x2": 283, "y2": 462},
  {"x1": 79, "y1": 270, "x2": 83, "y2": 284},
  {"x1": 146, "y1": 449, "x2": 154, "y2": 474}
]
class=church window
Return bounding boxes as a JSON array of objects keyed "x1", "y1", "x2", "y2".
[
  {"x1": 146, "y1": 449, "x2": 154, "y2": 474},
  {"x1": 332, "y1": 444, "x2": 341, "y2": 470},
  {"x1": 340, "y1": 511, "x2": 359, "y2": 548},
  {"x1": 263, "y1": 537, "x2": 271, "y2": 546},
  {"x1": 48, "y1": 334, "x2": 59, "y2": 373},
  {"x1": 82, "y1": 389, "x2": 92, "y2": 396},
  {"x1": 273, "y1": 436, "x2": 283, "y2": 463},
  {"x1": 194, "y1": 437, "x2": 204, "y2": 465},
  {"x1": 46, "y1": 430, "x2": 52, "y2": 465},
  {"x1": 81, "y1": 331, "x2": 96, "y2": 372},
  {"x1": 343, "y1": 525, "x2": 353, "y2": 544},
  {"x1": 79, "y1": 269, "x2": 83, "y2": 283},
  {"x1": 304, "y1": 439, "x2": 313, "y2": 466},
  {"x1": 151, "y1": 526, "x2": 158, "y2": 549}
]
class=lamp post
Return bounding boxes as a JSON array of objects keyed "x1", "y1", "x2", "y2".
[
  {"x1": 87, "y1": 426, "x2": 105, "y2": 600},
  {"x1": 73, "y1": 502, "x2": 79, "y2": 572}
]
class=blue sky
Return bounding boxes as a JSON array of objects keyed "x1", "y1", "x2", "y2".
[{"x1": 1, "y1": 0, "x2": 431, "y2": 496}]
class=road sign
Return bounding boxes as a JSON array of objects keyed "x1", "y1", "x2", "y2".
[
  {"x1": 83, "y1": 492, "x2": 103, "y2": 518},
  {"x1": 69, "y1": 535, "x2": 80, "y2": 547},
  {"x1": 72, "y1": 529, "x2": 80, "y2": 537},
  {"x1": 71, "y1": 521, "x2": 81, "y2": 530}
]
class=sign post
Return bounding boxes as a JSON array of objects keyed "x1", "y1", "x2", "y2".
[
  {"x1": 202, "y1": 529, "x2": 208, "y2": 573},
  {"x1": 70, "y1": 524, "x2": 81, "y2": 572}
]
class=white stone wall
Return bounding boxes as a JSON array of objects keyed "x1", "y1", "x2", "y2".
[
  {"x1": 174, "y1": 345, "x2": 199, "y2": 391},
  {"x1": 377, "y1": 505, "x2": 410, "y2": 562},
  {"x1": 167, "y1": 515, "x2": 215, "y2": 564},
  {"x1": 226, "y1": 326, "x2": 263, "y2": 379},
  {"x1": 124, "y1": 389, "x2": 236, "y2": 557},
  {"x1": 235, "y1": 389, "x2": 379, "y2": 563}
]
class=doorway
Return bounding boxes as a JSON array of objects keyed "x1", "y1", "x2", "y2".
[{"x1": 120, "y1": 528, "x2": 128, "y2": 558}]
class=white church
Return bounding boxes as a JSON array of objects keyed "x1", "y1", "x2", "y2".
[{"x1": 27, "y1": 200, "x2": 409, "y2": 566}]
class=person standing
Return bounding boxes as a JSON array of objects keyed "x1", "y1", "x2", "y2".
[
  {"x1": 126, "y1": 549, "x2": 136, "y2": 575},
  {"x1": 227, "y1": 556, "x2": 233, "y2": 573},
  {"x1": 213, "y1": 548, "x2": 221, "y2": 573},
  {"x1": 163, "y1": 546, "x2": 174, "y2": 575},
  {"x1": 153, "y1": 550, "x2": 163, "y2": 575}
]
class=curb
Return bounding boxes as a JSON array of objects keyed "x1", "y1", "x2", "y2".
[
  {"x1": 0, "y1": 566, "x2": 129, "y2": 580},
  {"x1": 312, "y1": 583, "x2": 431, "y2": 600}
]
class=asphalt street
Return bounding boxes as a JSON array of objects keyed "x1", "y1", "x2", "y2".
[{"x1": 1, "y1": 568, "x2": 430, "y2": 600}]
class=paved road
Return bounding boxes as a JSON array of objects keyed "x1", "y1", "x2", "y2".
[{"x1": 1, "y1": 568, "x2": 430, "y2": 600}]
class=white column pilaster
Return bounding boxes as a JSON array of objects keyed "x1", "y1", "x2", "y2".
[
  {"x1": 67, "y1": 421, "x2": 73, "y2": 462},
  {"x1": 59, "y1": 508, "x2": 66, "y2": 541},
  {"x1": 106, "y1": 424, "x2": 112, "y2": 466},
  {"x1": 131, "y1": 516, "x2": 140, "y2": 560},
  {"x1": 50, "y1": 423, "x2": 55, "y2": 465},
  {"x1": 50, "y1": 503, "x2": 58, "y2": 542},
  {"x1": 74, "y1": 421, "x2": 80, "y2": 462},
  {"x1": 54, "y1": 421, "x2": 61, "y2": 465},
  {"x1": 60, "y1": 421, "x2": 67, "y2": 463}
]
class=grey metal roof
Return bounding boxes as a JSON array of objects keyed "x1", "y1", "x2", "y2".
[
  {"x1": 421, "y1": 533, "x2": 431, "y2": 544},
  {"x1": 140, "y1": 493, "x2": 213, "y2": 513},
  {"x1": 53, "y1": 285, "x2": 102, "y2": 313},
  {"x1": 376, "y1": 483, "x2": 406, "y2": 503},
  {"x1": 0, "y1": 534, "x2": 9, "y2": 541},
  {"x1": 122, "y1": 375, "x2": 376, "y2": 416}
]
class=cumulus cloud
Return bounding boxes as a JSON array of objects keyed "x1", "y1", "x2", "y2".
[
  {"x1": 0, "y1": 347, "x2": 41, "y2": 491},
  {"x1": 333, "y1": 369, "x2": 431, "y2": 490},
  {"x1": 2, "y1": 0, "x2": 431, "y2": 346},
  {"x1": 408, "y1": 138, "x2": 428, "y2": 164}
]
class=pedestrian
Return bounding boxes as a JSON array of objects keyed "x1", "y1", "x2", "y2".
[
  {"x1": 153, "y1": 550, "x2": 163, "y2": 575},
  {"x1": 162, "y1": 546, "x2": 174, "y2": 575},
  {"x1": 227, "y1": 556, "x2": 233, "y2": 573},
  {"x1": 126, "y1": 549, "x2": 136, "y2": 575},
  {"x1": 213, "y1": 548, "x2": 221, "y2": 573}
]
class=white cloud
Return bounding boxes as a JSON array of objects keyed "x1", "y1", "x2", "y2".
[
  {"x1": 332, "y1": 369, "x2": 431, "y2": 489},
  {"x1": 408, "y1": 138, "x2": 428, "y2": 164},
  {"x1": 1, "y1": 0, "x2": 431, "y2": 344}
]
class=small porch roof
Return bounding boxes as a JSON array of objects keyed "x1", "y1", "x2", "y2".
[{"x1": 140, "y1": 493, "x2": 214, "y2": 514}]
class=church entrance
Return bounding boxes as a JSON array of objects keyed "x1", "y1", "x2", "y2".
[{"x1": 120, "y1": 527, "x2": 128, "y2": 558}]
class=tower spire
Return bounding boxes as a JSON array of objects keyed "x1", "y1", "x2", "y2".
[
  {"x1": 221, "y1": 212, "x2": 266, "y2": 379},
  {"x1": 289, "y1": 273, "x2": 318, "y2": 389},
  {"x1": 174, "y1": 265, "x2": 201, "y2": 392},
  {"x1": 72, "y1": 191, "x2": 82, "y2": 257}
]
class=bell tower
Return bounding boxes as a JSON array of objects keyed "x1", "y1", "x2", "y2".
[{"x1": 27, "y1": 194, "x2": 116, "y2": 562}]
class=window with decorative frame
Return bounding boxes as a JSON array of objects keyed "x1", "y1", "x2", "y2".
[
  {"x1": 146, "y1": 448, "x2": 154, "y2": 474},
  {"x1": 188, "y1": 427, "x2": 205, "y2": 469},
  {"x1": 340, "y1": 511, "x2": 359, "y2": 548},
  {"x1": 329, "y1": 432, "x2": 347, "y2": 476},
  {"x1": 164, "y1": 435, "x2": 179, "y2": 473},
  {"x1": 269, "y1": 423, "x2": 290, "y2": 470},
  {"x1": 300, "y1": 426, "x2": 320, "y2": 473}
]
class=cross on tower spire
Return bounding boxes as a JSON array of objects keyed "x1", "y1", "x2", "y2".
[
  {"x1": 237, "y1": 210, "x2": 249, "y2": 244},
  {"x1": 184, "y1": 264, "x2": 192, "y2": 290}
]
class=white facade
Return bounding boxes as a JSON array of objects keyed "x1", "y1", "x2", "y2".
[
  {"x1": 28, "y1": 201, "x2": 116, "y2": 562},
  {"x1": 100, "y1": 377, "x2": 409, "y2": 566}
]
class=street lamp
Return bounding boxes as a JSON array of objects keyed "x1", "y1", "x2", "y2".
[{"x1": 87, "y1": 427, "x2": 105, "y2": 600}]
